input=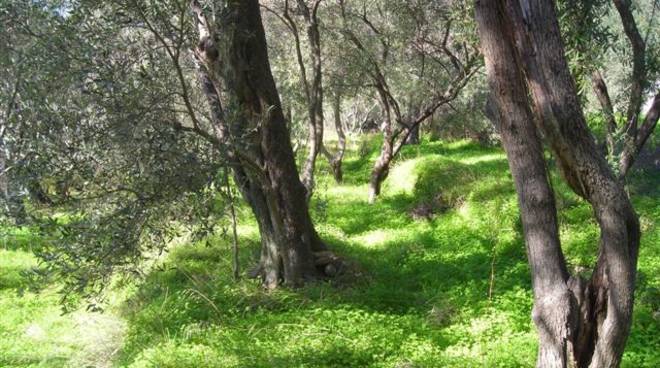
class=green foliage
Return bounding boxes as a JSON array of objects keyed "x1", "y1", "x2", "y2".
[
  {"x1": 0, "y1": 0, "x2": 239, "y2": 303},
  {"x1": 1, "y1": 140, "x2": 658, "y2": 367},
  {"x1": 114, "y1": 138, "x2": 657, "y2": 367}
]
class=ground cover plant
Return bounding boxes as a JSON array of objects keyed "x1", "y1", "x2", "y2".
[{"x1": 1, "y1": 138, "x2": 657, "y2": 368}]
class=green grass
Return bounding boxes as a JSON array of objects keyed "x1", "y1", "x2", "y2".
[
  {"x1": 1, "y1": 137, "x2": 658, "y2": 367},
  {"x1": 0, "y1": 228, "x2": 126, "y2": 367}
]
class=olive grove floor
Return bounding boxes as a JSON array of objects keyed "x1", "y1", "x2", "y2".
[{"x1": 1, "y1": 138, "x2": 658, "y2": 367}]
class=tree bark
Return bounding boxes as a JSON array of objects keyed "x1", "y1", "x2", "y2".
[
  {"x1": 368, "y1": 88, "x2": 395, "y2": 204},
  {"x1": 590, "y1": 70, "x2": 618, "y2": 156},
  {"x1": 191, "y1": 0, "x2": 336, "y2": 288},
  {"x1": 281, "y1": 0, "x2": 325, "y2": 201},
  {"x1": 404, "y1": 123, "x2": 421, "y2": 145},
  {"x1": 476, "y1": 1, "x2": 641, "y2": 367},
  {"x1": 619, "y1": 92, "x2": 660, "y2": 177},
  {"x1": 476, "y1": 5, "x2": 571, "y2": 365},
  {"x1": 322, "y1": 88, "x2": 346, "y2": 183},
  {"x1": 613, "y1": 0, "x2": 646, "y2": 126}
]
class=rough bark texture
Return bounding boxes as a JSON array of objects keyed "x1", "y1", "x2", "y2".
[
  {"x1": 476, "y1": 1, "x2": 641, "y2": 367},
  {"x1": 476, "y1": 4, "x2": 571, "y2": 365},
  {"x1": 191, "y1": 0, "x2": 337, "y2": 288}
]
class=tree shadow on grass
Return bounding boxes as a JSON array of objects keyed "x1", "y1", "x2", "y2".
[
  {"x1": 115, "y1": 142, "x2": 538, "y2": 367},
  {"x1": 116, "y1": 219, "x2": 532, "y2": 367}
]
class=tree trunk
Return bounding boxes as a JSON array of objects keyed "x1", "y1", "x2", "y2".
[
  {"x1": 293, "y1": 0, "x2": 325, "y2": 201},
  {"x1": 368, "y1": 89, "x2": 395, "y2": 204},
  {"x1": 476, "y1": 1, "x2": 641, "y2": 367},
  {"x1": 590, "y1": 70, "x2": 617, "y2": 157},
  {"x1": 322, "y1": 89, "x2": 346, "y2": 183},
  {"x1": 483, "y1": 92, "x2": 501, "y2": 132},
  {"x1": 404, "y1": 123, "x2": 420, "y2": 145},
  {"x1": 368, "y1": 139, "x2": 393, "y2": 204},
  {"x1": 476, "y1": 6, "x2": 571, "y2": 365},
  {"x1": 191, "y1": 0, "x2": 336, "y2": 287},
  {"x1": 619, "y1": 93, "x2": 660, "y2": 178},
  {"x1": 613, "y1": 0, "x2": 646, "y2": 126},
  {"x1": 514, "y1": 1, "x2": 641, "y2": 365}
]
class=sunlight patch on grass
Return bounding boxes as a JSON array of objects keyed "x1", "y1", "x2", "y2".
[
  {"x1": 0, "y1": 247, "x2": 126, "y2": 368},
  {"x1": 3, "y1": 137, "x2": 658, "y2": 368},
  {"x1": 353, "y1": 229, "x2": 406, "y2": 249},
  {"x1": 457, "y1": 152, "x2": 506, "y2": 165},
  {"x1": 325, "y1": 184, "x2": 370, "y2": 203},
  {"x1": 127, "y1": 341, "x2": 239, "y2": 368},
  {"x1": 385, "y1": 157, "x2": 426, "y2": 195}
]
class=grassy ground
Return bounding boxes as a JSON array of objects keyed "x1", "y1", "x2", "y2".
[{"x1": 1, "y1": 138, "x2": 658, "y2": 367}]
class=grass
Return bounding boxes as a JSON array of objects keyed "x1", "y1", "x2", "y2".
[{"x1": 1, "y1": 137, "x2": 658, "y2": 367}]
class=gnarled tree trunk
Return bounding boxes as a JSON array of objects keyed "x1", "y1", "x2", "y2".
[
  {"x1": 191, "y1": 0, "x2": 337, "y2": 288},
  {"x1": 476, "y1": 1, "x2": 641, "y2": 367}
]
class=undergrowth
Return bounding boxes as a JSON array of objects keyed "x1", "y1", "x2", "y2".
[{"x1": 1, "y1": 137, "x2": 658, "y2": 367}]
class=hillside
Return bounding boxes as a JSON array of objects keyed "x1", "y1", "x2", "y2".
[{"x1": 1, "y1": 138, "x2": 658, "y2": 368}]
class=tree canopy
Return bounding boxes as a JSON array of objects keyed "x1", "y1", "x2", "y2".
[{"x1": 0, "y1": 0, "x2": 658, "y2": 366}]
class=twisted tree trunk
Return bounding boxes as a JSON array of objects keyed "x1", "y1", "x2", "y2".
[
  {"x1": 191, "y1": 0, "x2": 337, "y2": 288},
  {"x1": 476, "y1": 1, "x2": 641, "y2": 367}
]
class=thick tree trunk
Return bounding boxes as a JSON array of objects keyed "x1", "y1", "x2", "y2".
[
  {"x1": 191, "y1": 0, "x2": 335, "y2": 287},
  {"x1": 514, "y1": 1, "x2": 641, "y2": 365},
  {"x1": 476, "y1": 6, "x2": 571, "y2": 365},
  {"x1": 477, "y1": 1, "x2": 641, "y2": 367},
  {"x1": 484, "y1": 93, "x2": 501, "y2": 132}
]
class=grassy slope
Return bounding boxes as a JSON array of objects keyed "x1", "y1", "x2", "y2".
[{"x1": 1, "y1": 138, "x2": 658, "y2": 367}]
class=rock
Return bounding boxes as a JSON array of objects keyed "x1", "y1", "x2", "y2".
[{"x1": 313, "y1": 251, "x2": 338, "y2": 266}]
